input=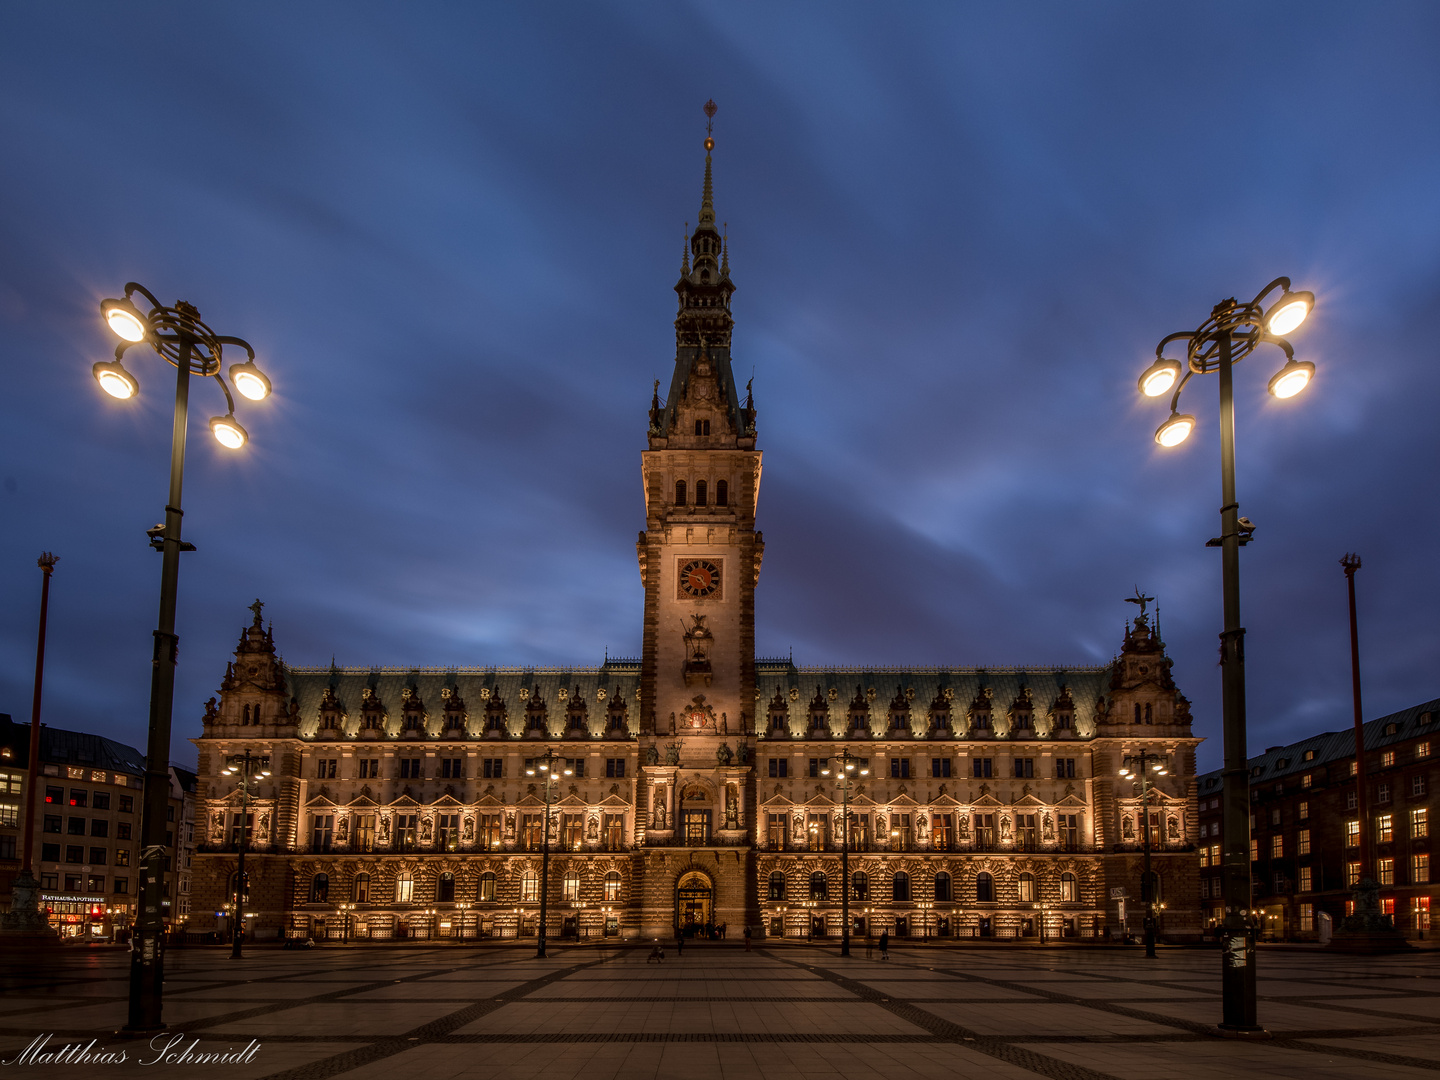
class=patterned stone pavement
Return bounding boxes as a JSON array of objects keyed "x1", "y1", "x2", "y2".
[{"x1": 1, "y1": 942, "x2": 1439, "y2": 1079}]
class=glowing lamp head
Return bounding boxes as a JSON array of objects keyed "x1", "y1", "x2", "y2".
[
  {"x1": 209, "y1": 414, "x2": 248, "y2": 450},
  {"x1": 1267, "y1": 359, "x2": 1315, "y2": 399},
  {"x1": 92, "y1": 360, "x2": 139, "y2": 400},
  {"x1": 1118, "y1": 767, "x2": 1131, "y2": 777},
  {"x1": 1155, "y1": 413, "x2": 1195, "y2": 448},
  {"x1": 1264, "y1": 290, "x2": 1314, "y2": 336},
  {"x1": 100, "y1": 298, "x2": 149, "y2": 342},
  {"x1": 860, "y1": 768, "x2": 869, "y2": 775},
  {"x1": 1138, "y1": 357, "x2": 1181, "y2": 398},
  {"x1": 229, "y1": 361, "x2": 272, "y2": 402}
]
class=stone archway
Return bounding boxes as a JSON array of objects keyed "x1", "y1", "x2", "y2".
[{"x1": 675, "y1": 870, "x2": 714, "y2": 935}]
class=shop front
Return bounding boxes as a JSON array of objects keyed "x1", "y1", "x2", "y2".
[{"x1": 41, "y1": 893, "x2": 114, "y2": 940}]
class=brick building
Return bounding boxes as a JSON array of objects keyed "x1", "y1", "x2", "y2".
[
  {"x1": 1197, "y1": 697, "x2": 1437, "y2": 940},
  {"x1": 187, "y1": 132, "x2": 1203, "y2": 945}
]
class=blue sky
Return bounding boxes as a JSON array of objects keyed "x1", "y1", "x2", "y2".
[{"x1": 1, "y1": 3, "x2": 1437, "y2": 772}]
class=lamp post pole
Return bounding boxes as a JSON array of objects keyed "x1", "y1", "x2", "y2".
[
  {"x1": 1121, "y1": 749, "x2": 1166, "y2": 958},
  {"x1": 1138, "y1": 278, "x2": 1314, "y2": 1035},
  {"x1": 529, "y1": 748, "x2": 571, "y2": 959},
  {"x1": 233, "y1": 749, "x2": 251, "y2": 959},
  {"x1": 94, "y1": 285, "x2": 267, "y2": 1034},
  {"x1": 1341, "y1": 555, "x2": 1372, "y2": 883},
  {"x1": 822, "y1": 750, "x2": 868, "y2": 957}
]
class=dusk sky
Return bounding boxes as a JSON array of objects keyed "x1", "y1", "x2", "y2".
[{"x1": 1, "y1": 3, "x2": 1436, "y2": 774}]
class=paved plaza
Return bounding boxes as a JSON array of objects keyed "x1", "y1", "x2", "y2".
[{"x1": 1, "y1": 942, "x2": 1439, "y2": 1079}]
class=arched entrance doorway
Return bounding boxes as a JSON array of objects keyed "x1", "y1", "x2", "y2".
[{"x1": 676, "y1": 871, "x2": 713, "y2": 935}]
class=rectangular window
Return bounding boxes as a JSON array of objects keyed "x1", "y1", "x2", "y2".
[
  {"x1": 1298, "y1": 800, "x2": 1309, "y2": 821},
  {"x1": 606, "y1": 758, "x2": 626, "y2": 778},
  {"x1": 396, "y1": 877, "x2": 414, "y2": 904},
  {"x1": 975, "y1": 813, "x2": 995, "y2": 849},
  {"x1": 67, "y1": 817, "x2": 85, "y2": 835},
  {"x1": 311, "y1": 814, "x2": 334, "y2": 851},
  {"x1": 45, "y1": 785, "x2": 62, "y2": 805},
  {"x1": 117, "y1": 822, "x2": 131, "y2": 841},
  {"x1": 972, "y1": 758, "x2": 993, "y2": 778},
  {"x1": 806, "y1": 813, "x2": 828, "y2": 851},
  {"x1": 931, "y1": 757, "x2": 951, "y2": 778},
  {"x1": 1378, "y1": 857, "x2": 1395, "y2": 885},
  {"x1": 1382, "y1": 750, "x2": 1396, "y2": 768},
  {"x1": 519, "y1": 874, "x2": 538, "y2": 902},
  {"x1": 89, "y1": 847, "x2": 107, "y2": 865},
  {"x1": 1299, "y1": 866, "x2": 1312, "y2": 892},
  {"x1": 395, "y1": 814, "x2": 417, "y2": 850},
  {"x1": 479, "y1": 814, "x2": 501, "y2": 849},
  {"x1": 1414, "y1": 896, "x2": 1431, "y2": 932},
  {"x1": 439, "y1": 758, "x2": 464, "y2": 778},
  {"x1": 1413, "y1": 808, "x2": 1429, "y2": 839},
  {"x1": 1013, "y1": 758, "x2": 1034, "y2": 779},
  {"x1": 68, "y1": 789, "x2": 87, "y2": 808},
  {"x1": 65, "y1": 845, "x2": 83, "y2": 864},
  {"x1": 119, "y1": 795, "x2": 133, "y2": 813},
  {"x1": 437, "y1": 813, "x2": 460, "y2": 851},
  {"x1": 482, "y1": 758, "x2": 503, "y2": 779},
  {"x1": 768, "y1": 758, "x2": 788, "y2": 778},
  {"x1": 932, "y1": 813, "x2": 952, "y2": 850},
  {"x1": 43, "y1": 814, "x2": 61, "y2": 833},
  {"x1": 522, "y1": 814, "x2": 542, "y2": 849},
  {"x1": 90, "y1": 819, "x2": 108, "y2": 837},
  {"x1": 604, "y1": 813, "x2": 624, "y2": 850},
  {"x1": 92, "y1": 792, "x2": 110, "y2": 810},
  {"x1": 1345, "y1": 820, "x2": 1360, "y2": 847},
  {"x1": 357, "y1": 759, "x2": 379, "y2": 778},
  {"x1": 1300, "y1": 903, "x2": 1315, "y2": 932},
  {"x1": 849, "y1": 812, "x2": 871, "y2": 851},
  {"x1": 890, "y1": 812, "x2": 912, "y2": 851},
  {"x1": 684, "y1": 809, "x2": 711, "y2": 845},
  {"x1": 1347, "y1": 760, "x2": 1358, "y2": 777},
  {"x1": 1249, "y1": 838, "x2": 1258, "y2": 863},
  {"x1": 1418, "y1": 742, "x2": 1432, "y2": 759},
  {"x1": 317, "y1": 758, "x2": 337, "y2": 778},
  {"x1": 562, "y1": 873, "x2": 580, "y2": 901},
  {"x1": 1059, "y1": 814, "x2": 1080, "y2": 851},
  {"x1": 1271, "y1": 834, "x2": 1283, "y2": 859},
  {"x1": 563, "y1": 813, "x2": 584, "y2": 850},
  {"x1": 890, "y1": 758, "x2": 911, "y2": 779},
  {"x1": 64, "y1": 873, "x2": 82, "y2": 891},
  {"x1": 115, "y1": 848, "x2": 129, "y2": 867},
  {"x1": 1414, "y1": 775, "x2": 1428, "y2": 797},
  {"x1": 399, "y1": 759, "x2": 422, "y2": 779},
  {"x1": 809, "y1": 758, "x2": 828, "y2": 778},
  {"x1": 1413, "y1": 853, "x2": 1430, "y2": 884},
  {"x1": 41, "y1": 842, "x2": 60, "y2": 862},
  {"x1": 1016, "y1": 813, "x2": 1038, "y2": 850},
  {"x1": 1056, "y1": 758, "x2": 1076, "y2": 779},
  {"x1": 114, "y1": 877, "x2": 128, "y2": 894},
  {"x1": 565, "y1": 758, "x2": 585, "y2": 778},
  {"x1": 1301, "y1": 773, "x2": 1312, "y2": 789},
  {"x1": 1271, "y1": 808, "x2": 1281, "y2": 826},
  {"x1": 1377, "y1": 814, "x2": 1393, "y2": 843},
  {"x1": 354, "y1": 815, "x2": 375, "y2": 852},
  {"x1": 1378, "y1": 782, "x2": 1391, "y2": 803},
  {"x1": 1346, "y1": 860, "x2": 1361, "y2": 886},
  {"x1": 767, "y1": 813, "x2": 787, "y2": 850},
  {"x1": 1298, "y1": 829, "x2": 1311, "y2": 855}
]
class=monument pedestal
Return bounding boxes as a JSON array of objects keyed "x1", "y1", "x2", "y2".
[
  {"x1": 1328, "y1": 878, "x2": 1411, "y2": 954},
  {"x1": 0, "y1": 870, "x2": 59, "y2": 943}
]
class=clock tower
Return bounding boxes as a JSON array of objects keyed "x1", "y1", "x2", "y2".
[{"x1": 635, "y1": 108, "x2": 762, "y2": 937}]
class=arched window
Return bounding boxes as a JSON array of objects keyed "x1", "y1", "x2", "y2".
[
  {"x1": 477, "y1": 871, "x2": 496, "y2": 902},
  {"x1": 1060, "y1": 872, "x2": 1077, "y2": 902},
  {"x1": 310, "y1": 873, "x2": 328, "y2": 904},
  {"x1": 230, "y1": 871, "x2": 249, "y2": 904},
  {"x1": 675, "y1": 480, "x2": 687, "y2": 506},
  {"x1": 1144, "y1": 703, "x2": 1153, "y2": 723},
  {"x1": 437, "y1": 872, "x2": 455, "y2": 903},
  {"x1": 851, "y1": 871, "x2": 868, "y2": 901},
  {"x1": 934, "y1": 872, "x2": 952, "y2": 903},
  {"x1": 695, "y1": 480, "x2": 708, "y2": 506},
  {"x1": 892, "y1": 871, "x2": 910, "y2": 902},
  {"x1": 520, "y1": 869, "x2": 538, "y2": 902},
  {"x1": 1017, "y1": 873, "x2": 1035, "y2": 902},
  {"x1": 563, "y1": 870, "x2": 581, "y2": 901},
  {"x1": 809, "y1": 871, "x2": 828, "y2": 900},
  {"x1": 768, "y1": 870, "x2": 786, "y2": 901},
  {"x1": 716, "y1": 480, "x2": 728, "y2": 507},
  {"x1": 604, "y1": 870, "x2": 622, "y2": 902},
  {"x1": 395, "y1": 872, "x2": 414, "y2": 904},
  {"x1": 353, "y1": 873, "x2": 370, "y2": 904},
  {"x1": 1134, "y1": 703, "x2": 1142, "y2": 723},
  {"x1": 976, "y1": 872, "x2": 995, "y2": 903}
]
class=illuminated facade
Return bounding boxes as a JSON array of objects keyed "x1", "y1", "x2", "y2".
[{"x1": 188, "y1": 136, "x2": 1202, "y2": 944}]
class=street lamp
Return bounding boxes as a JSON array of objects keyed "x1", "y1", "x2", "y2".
[
  {"x1": 97, "y1": 284, "x2": 268, "y2": 1033},
  {"x1": 1118, "y1": 751, "x2": 1169, "y2": 958},
  {"x1": 821, "y1": 750, "x2": 868, "y2": 957},
  {"x1": 1139, "y1": 276, "x2": 1313, "y2": 1034},
  {"x1": 221, "y1": 749, "x2": 271, "y2": 960},
  {"x1": 525, "y1": 748, "x2": 572, "y2": 958}
]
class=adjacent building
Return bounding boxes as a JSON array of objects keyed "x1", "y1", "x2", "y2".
[
  {"x1": 187, "y1": 132, "x2": 1203, "y2": 944},
  {"x1": 1198, "y1": 697, "x2": 1437, "y2": 940}
]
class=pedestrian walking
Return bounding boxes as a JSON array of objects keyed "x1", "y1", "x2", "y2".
[
  {"x1": 647, "y1": 940, "x2": 665, "y2": 963},
  {"x1": 744, "y1": 925, "x2": 752, "y2": 951},
  {"x1": 676, "y1": 932, "x2": 685, "y2": 956},
  {"x1": 879, "y1": 929, "x2": 889, "y2": 960}
]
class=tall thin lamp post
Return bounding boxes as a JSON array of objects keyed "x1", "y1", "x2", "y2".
[
  {"x1": 94, "y1": 284, "x2": 270, "y2": 1032},
  {"x1": 1341, "y1": 554, "x2": 1372, "y2": 884},
  {"x1": 526, "y1": 747, "x2": 572, "y2": 959},
  {"x1": 821, "y1": 749, "x2": 868, "y2": 957},
  {"x1": 1137, "y1": 277, "x2": 1315, "y2": 1033},
  {"x1": 1119, "y1": 750, "x2": 1169, "y2": 958}
]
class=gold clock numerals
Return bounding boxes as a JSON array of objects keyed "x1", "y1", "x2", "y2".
[{"x1": 678, "y1": 559, "x2": 721, "y2": 598}]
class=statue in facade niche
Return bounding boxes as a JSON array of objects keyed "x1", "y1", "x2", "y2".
[
  {"x1": 716, "y1": 743, "x2": 733, "y2": 766},
  {"x1": 665, "y1": 742, "x2": 681, "y2": 765},
  {"x1": 420, "y1": 817, "x2": 433, "y2": 841},
  {"x1": 1042, "y1": 813, "x2": 1054, "y2": 841},
  {"x1": 1122, "y1": 816, "x2": 1135, "y2": 840},
  {"x1": 463, "y1": 817, "x2": 475, "y2": 842},
  {"x1": 737, "y1": 743, "x2": 751, "y2": 765},
  {"x1": 654, "y1": 801, "x2": 667, "y2": 829},
  {"x1": 958, "y1": 814, "x2": 970, "y2": 839},
  {"x1": 726, "y1": 787, "x2": 739, "y2": 828},
  {"x1": 1168, "y1": 816, "x2": 1179, "y2": 840},
  {"x1": 337, "y1": 816, "x2": 349, "y2": 843},
  {"x1": 645, "y1": 745, "x2": 660, "y2": 766},
  {"x1": 1000, "y1": 816, "x2": 1012, "y2": 840},
  {"x1": 916, "y1": 817, "x2": 928, "y2": 840},
  {"x1": 204, "y1": 697, "x2": 218, "y2": 721},
  {"x1": 380, "y1": 817, "x2": 392, "y2": 842},
  {"x1": 721, "y1": 712, "x2": 728, "y2": 734},
  {"x1": 588, "y1": 815, "x2": 599, "y2": 840}
]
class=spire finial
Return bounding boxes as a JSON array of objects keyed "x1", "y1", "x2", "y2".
[
  {"x1": 699, "y1": 100, "x2": 716, "y2": 225},
  {"x1": 721, "y1": 222, "x2": 729, "y2": 276},
  {"x1": 681, "y1": 225, "x2": 690, "y2": 274}
]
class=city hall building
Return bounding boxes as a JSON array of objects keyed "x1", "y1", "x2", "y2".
[{"x1": 188, "y1": 136, "x2": 1202, "y2": 945}]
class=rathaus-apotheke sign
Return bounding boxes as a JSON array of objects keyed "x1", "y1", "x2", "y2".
[{"x1": 189, "y1": 121, "x2": 1202, "y2": 946}]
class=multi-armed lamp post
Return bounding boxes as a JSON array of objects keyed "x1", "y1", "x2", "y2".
[
  {"x1": 821, "y1": 749, "x2": 868, "y2": 957},
  {"x1": 221, "y1": 749, "x2": 271, "y2": 959},
  {"x1": 525, "y1": 747, "x2": 572, "y2": 959},
  {"x1": 1138, "y1": 277, "x2": 1314, "y2": 1034},
  {"x1": 95, "y1": 283, "x2": 270, "y2": 1032},
  {"x1": 1119, "y1": 751, "x2": 1169, "y2": 959}
]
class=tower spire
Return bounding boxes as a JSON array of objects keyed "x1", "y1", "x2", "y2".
[
  {"x1": 699, "y1": 99, "x2": 717, "y2": 226},
  {"x1": 682, "y1": 225, "x2": 690, "y2": 275}
]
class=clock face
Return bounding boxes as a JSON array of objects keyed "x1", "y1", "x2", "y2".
[{"x1": 678, "y1": 559, "x2": 721, "y2": 598}]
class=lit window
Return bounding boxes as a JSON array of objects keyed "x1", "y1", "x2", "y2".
[
  {"x1": 1017, "y1": 873, "x2": 1035, "y2": 902},
  {"x1": 1297, "y1": 829, "x2": 1311, "y2": 855},
  {"x1": 478, "y1": 872, "x2": 496, "y2": 902},
  {"x1": 1300, "y1": 903, "x2": 1314, "y2": 932},
  {"x1": 1417, "y1": 742, "x2": 1432, "y2": 760},
  {"x1": 1382, "y1": 750, "x2": 1395, "y2": 768},
  {"x1": 1249, "y1": 838, "x2": 1258, "y2": 862},
  {"x1": 1059, "y1": 872, "x2": 1077, "y2": 902},
  {"x1": 1413, "y1": 808, "x2": 1429, "y2": 839},
  {"x1": 1378, "y1": 858, "x2": 1394, "y2": 886},
  {"x1": 521, "y1": 870, "x2": 538, "y2": 902},
  {"x1": 1301, "y1": 773, "x2": 1312, "y2": 789},
  {"x1": 604, "y1": 871, "x2": 622, "y2": 902},
  {"x1": 1298, "y1": 866, "x2": 1312, "y2": 892},
  {"x1": 1345, "y1": 820, "x2": 1360, "y2": 847},
  {"x1": 1414, "y1": 896, "x2": 1431, "y2": 932},
  {"x1": 1377, "y1": 814, "x2": 1393, "y2": 843},
  {"x1": 1298, "y1": 801, "x2": 1309, "y2": 820},
  {"x1": 562, "y1": 871, "x2": 580, "y2": 902},
  {"x1": 1347, "y1": 761, "x2": 1357, "y2": 778},
  {"x1": 1413, "y1": 854, "x2": 1430, "y2": 885},
  {"x1": 395, "y1": 874, "x2": 414, "y2": 904},
  {"x1": 1346, "y1": 861, "x2": 1361, "y2": 886},
  {"x1": 1271, "y1": 835, "x2": 1283, "y2": 859}
]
